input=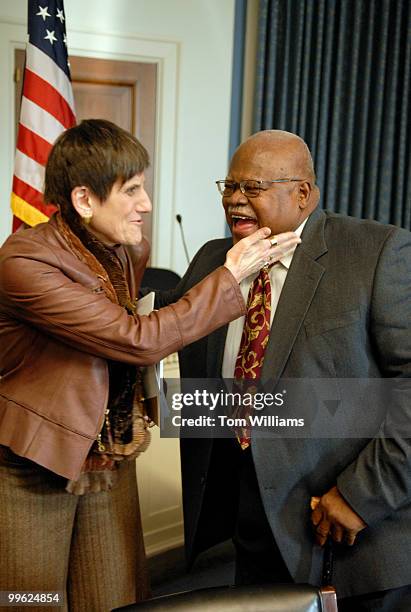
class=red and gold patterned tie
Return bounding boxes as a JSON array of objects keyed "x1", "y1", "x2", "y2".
[{"x1": 233, "y1": 266, "x2": 272, "y2": 449}]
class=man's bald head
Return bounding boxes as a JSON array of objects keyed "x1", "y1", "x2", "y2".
[{"x1": 232, "y1": 130, "x2": 316, "y2": 185}]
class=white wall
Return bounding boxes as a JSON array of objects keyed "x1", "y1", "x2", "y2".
[{"x1": 0, "y1": 0, "x2": 235, "y2": 274}]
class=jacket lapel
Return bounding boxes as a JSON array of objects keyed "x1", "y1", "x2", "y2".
[
  {"x1": 261, "y1": 208, "x2": 328, "y2": 384},
  {"x1": 206, "y1": 240, "x2": 232, "y2": 377}
]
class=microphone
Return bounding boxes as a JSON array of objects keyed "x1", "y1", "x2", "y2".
[{"x1": 176, "y1": 214, "x2": 190, "y2": 265}]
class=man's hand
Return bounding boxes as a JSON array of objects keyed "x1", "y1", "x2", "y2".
[{"x1": 311, "y1": 486, "x2": 367, "y2": 546}]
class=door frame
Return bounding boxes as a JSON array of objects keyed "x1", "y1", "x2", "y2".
[{"x1": 0, "y1": 20, "x2": 178, "y2": 267}]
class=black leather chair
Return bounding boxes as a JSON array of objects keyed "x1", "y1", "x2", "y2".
[
  {"x1": 112, "y1": 584, "x2": 338, "y2": 611},
  {"x1": 141, "y1": 267, "x2": 181, "y2": 291}
]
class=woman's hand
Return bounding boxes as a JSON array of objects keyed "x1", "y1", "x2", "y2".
[{"x1": 224, "y1": 227, "x2": 301, "y2": 283}]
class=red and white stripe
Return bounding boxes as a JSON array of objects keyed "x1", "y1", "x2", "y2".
[{"x1": 11, "y1": 42, "x2": 76, "y2": 230}]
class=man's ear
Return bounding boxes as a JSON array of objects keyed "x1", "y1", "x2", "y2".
[
  {"x1": 298, "y1": 181, "x2": 312, "y2": 209},
  {"x1": 71, "y1": 186, "x2": 93, "y2": 220}
]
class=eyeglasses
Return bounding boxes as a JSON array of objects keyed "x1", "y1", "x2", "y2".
[{"x1": 215, "y1": 179, "x2": 306, "y2": 198}]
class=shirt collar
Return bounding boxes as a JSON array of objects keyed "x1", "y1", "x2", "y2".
[{"x1": 278, "y1": 216, "x2": 308, "y2": 270}]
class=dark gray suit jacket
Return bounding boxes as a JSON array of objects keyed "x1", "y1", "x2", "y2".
[{"x1": 155, "y1": 208, "x2": 411, "y2": 598}]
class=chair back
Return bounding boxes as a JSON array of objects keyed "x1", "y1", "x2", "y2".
[
  {"x1": 141, "y1": 267, "x2": 181, "y2": 291},
  {"x1": 112, "y1": 583, "x2": 338, "y2": 611}
]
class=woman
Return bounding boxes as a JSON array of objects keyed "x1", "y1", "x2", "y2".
[{"x1": 0, "y1": 119, "x2": 298, "y2": 611}]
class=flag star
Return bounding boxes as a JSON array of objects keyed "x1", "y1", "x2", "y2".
[
  {"x1": 36, "y1": 5, "x2": 51, "y2": 21},
  {"x1": 63, "y1": 33, "x2": 67, "y2": 45},
  {"x1": 44, "y1": 29, "x2": 58, "y2": 45},
  {"x1": 56, "y1": 8, "x2": 65, "y2": 23}
]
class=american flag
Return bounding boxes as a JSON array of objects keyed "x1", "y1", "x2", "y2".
[{"x1": 11, "y1": 0, "x2": 76, "y2": 231}]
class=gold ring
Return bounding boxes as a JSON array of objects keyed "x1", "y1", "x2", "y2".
[{"x1": 270, "y1": 236, "x2": 278, "y2": 247}]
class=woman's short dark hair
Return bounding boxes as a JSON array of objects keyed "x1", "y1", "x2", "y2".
[{"x1": 44, "y1": 119, "x2": 150, "y2": 220}]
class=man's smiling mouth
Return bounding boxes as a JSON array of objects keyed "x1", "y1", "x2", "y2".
[{"x1": 231, "y1": 214, "x2": 258, "y2": 227}]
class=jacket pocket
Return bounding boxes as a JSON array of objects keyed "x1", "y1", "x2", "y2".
[{"x1": 304, "y1": 309, "x2": 360, "y2": 337}]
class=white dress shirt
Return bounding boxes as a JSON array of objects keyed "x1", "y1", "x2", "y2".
[{"x1": 222, "y1": 219, "x2": 308, "y2": 378}]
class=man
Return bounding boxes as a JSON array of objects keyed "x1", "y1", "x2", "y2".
[{"x1": 155, "y1": 130, "x2": 411, "y2": 610}]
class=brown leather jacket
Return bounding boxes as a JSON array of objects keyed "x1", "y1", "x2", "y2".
[{"x1": 0, "y1": 217, "x2": 245, "y2": 479}]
